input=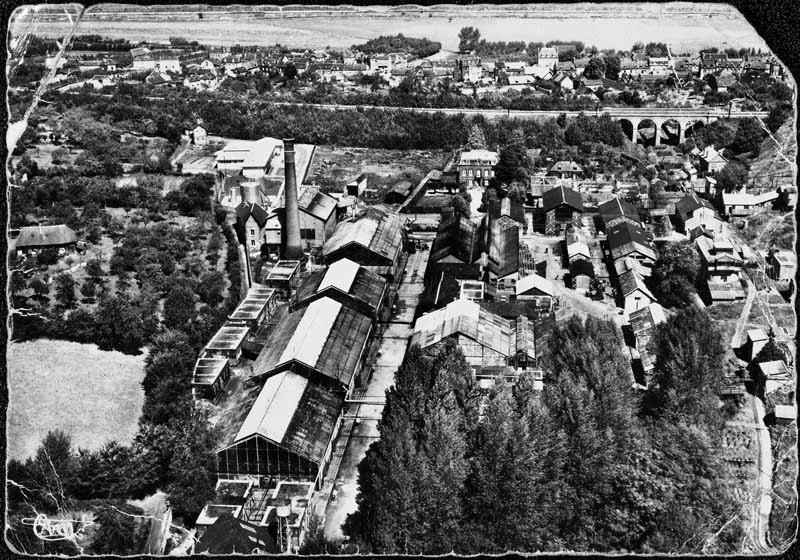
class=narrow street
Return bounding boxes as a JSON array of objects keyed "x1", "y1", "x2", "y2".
[{"x1": 322, "y1": 244, "x2": 431, "y2": 540}]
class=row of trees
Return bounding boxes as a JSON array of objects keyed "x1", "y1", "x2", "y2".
[
  {"x1": 344, "y1": 311, "x2": 740, "y2": 553},
  {"x1": 352, "y1": 34, "x2": 441, "y2": 58}
]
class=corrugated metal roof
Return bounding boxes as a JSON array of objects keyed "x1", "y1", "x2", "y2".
[
  {"x1": 298, "y1": 188, "x2": 337, "y2": 221},
  {"x1": 322, "y1": 207, "x2": 403, "y2": 264},
  {"x1": 516, "y1": 274, "x2": 557, "y2": 297},
  {"x1": 243, "y1": 137, "x2": 281, "y2": 169},
  {"x1": 236, "y1": 371, "x2": 308, "y2": 443},
  {"x1": 279, "y1": 298, "x2": 342, "y2": 367},
  {"x1": 318, "y1": 258, "x2": 360, "y2": 293}
]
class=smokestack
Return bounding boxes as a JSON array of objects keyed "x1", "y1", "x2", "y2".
[{"x1": 281, "y1": 138, "x2": 303, "y2": 260}]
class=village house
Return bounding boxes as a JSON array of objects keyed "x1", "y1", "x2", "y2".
[
  {"x1": 547, "y1": 160, "x2": 583, "y2": 180},
  {"x1": 628, "y1": 302, "x2": 667, "y2": 378},
  {"x1": 721, "y1": 190, "x2": 779, "y2": 218},
  {"x1": 695, "y1": 234, "x2": 747, "y2": 302},
  {"x1": 674, "y1": 192, "x2": 721, "y2": 234},
  {"x1": 769, "y1": 250, "x2": 796, "y2": 288},
  {"x1": 598, "y1": 197, "x2": 641, "y2": 229},
  {"x1": 515, "y1": 273, "x2": 558, "y2": 310},
  {"x1": 697, "y1": 145, "x2": 728, "y2": 175},
  {"x1": 10, "y1": 224, "x2": 77, "y2": 256},
  {"x1": 618, "y1": 268, "x2": 656, "y2": 315},
  {"x1": 235, "y1": 201, "x2": 270, "y2": 254},
  {"x1": 607, "y1": 221, "x2": 657, "y2": 266}
]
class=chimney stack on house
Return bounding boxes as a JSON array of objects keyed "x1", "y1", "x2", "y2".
[{"x1": 281, "y1": 138, "x2": 303, "y2": 260}]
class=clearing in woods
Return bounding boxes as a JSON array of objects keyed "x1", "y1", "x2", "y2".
[{"x1": 7, "y1": 339, "x2": 147, "y2": 460}]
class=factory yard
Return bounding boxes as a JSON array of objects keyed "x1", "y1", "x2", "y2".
[{"x1": 6, "y1": 340, "x2": 147, "y2": 460}]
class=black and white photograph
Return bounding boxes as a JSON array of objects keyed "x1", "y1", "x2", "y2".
[{"x1": 5, "y1": 2, "x2": 798, "y2": 555}]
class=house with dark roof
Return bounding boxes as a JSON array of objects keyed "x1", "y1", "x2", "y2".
[
  {"x1": 488, "y1": 198, "x2": 526, "y2": 228},
  {"x1": 598, "y1": 197, "x2": 641, "y2": 229},
  {"x1": 675, "y1": 192, "x2": 719, "y2": 234},
  {"x1": 235, "y1": 202, "x2": 270, "y2": 254},
  {"x1": 618, "y1": 268, "x2": 656, "y2": 315},
  {"x1": 547, "y1": 160, "x2": 583, "y2": 179},
  {"x1": 11, "y1": 224, "x2": 77, "y2": 255},
  {"x1": 384, "y1": 180, "x2": 413, "y2": 204},
  {"x1": 542, "y1": 186, "x2": 584, "y2": 235},
  {"x1": 606, "y1": 221, "x2": 656, "y2": 264}
]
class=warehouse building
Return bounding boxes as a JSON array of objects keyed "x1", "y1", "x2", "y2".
[
  {"x1": 293, "y1": 258, "x2": 390, "y2": 321},
  {"x1": 249, "y1": 296, "x2": 373, "y2": 391},
  {"x1": 410, "y1": 298, "x2": 537, "y2": 384},
  {"x1": 322, "y1": 207, "x2": 405, "y2": 281}
]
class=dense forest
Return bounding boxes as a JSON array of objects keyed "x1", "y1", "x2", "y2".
[{"x1": 342, "y1": 310, "x2": 741, "y2": 554}]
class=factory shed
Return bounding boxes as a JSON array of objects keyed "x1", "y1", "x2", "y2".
[
  {"x1": 322, "y1": 207, "x2": 404, "y2": 280},
  {"x1": 430, "y1": 216, "x2": 484, "y2": 265},
  {"x1": 293, "y1": 258, "x2": 389, "y2": 320},
  {"x1": 216, "y1": 370, "x2": 345, "y2": 487},
  {"x1": 598, "y1": 197, "x2": 642, "y2": 229},
  {"x1": 607, "y1": 221, "x2": 657, "y2": 263},
  {"x1": 411, "y1": 298, "x2": 536, "y2": 379},
  {"x1": 264, "y1": 260, "x2": 302, "y2": 297},
  {"x1": 250, "y1": 297, "x2": 373, "y2": 390}
]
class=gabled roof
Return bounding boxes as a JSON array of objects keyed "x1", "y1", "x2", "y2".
[
  {"x1": 607, "y1": 221, "x2": 656, "y2": 261},
  {"x1": 598, "y1": 197, "x2": 641, "y2": 227},
  {"x1": 251, "y1": 296, "x2": 372, "y2": 387},
  {"x1": 488, "y1": 216, "x2": 519, "y2": 279},
  {"x1": 515, "y1": 273, "x2": 558, "y2": 297},
  {"x1": 542, "y1": 185, "x2": 584, "y2": 213},
  {"x1": 322, "y1": 207, "x2": 403, "y2": 264},
  {"x1": 12, "y1": 224, "x2": 77, "y2": 248},
  {"x1": 196, "y1": 514, "x2": 280, "y2": 554},
  {"x1": 618, "y1": 269, "x2": 655, "y2": 300},
  {"x1": 488, "y1": 198, "x2": 525, "y2": 225},
  {"x1": 675, "y1": 192, "x2": 716, "y2": 221},
  {"x1": 411, "y1": 298, "x2": 533, "y2": 359},
  {"x1": 236, "y1": 201, "x2": 270, "y2": 228},
  {"x1": 294, "y1": 258, "x2": 387, "y2": 313}
]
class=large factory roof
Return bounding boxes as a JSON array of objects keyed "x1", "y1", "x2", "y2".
[
  {"x1": 227, "y1": 370, "x2": 344, "y2": 466},
  {"x1": 295, "y1": 259, "x2": 387, "y2": 313},
  {"x1": 322, "y1": 207, "x2": 403, "y2": 264},
  {"x1": 251, "y1": 296, "x2": 372, "y2": 387},
  {"x1": 411, "y1": 298, "x2": 533, "y2": 359}
]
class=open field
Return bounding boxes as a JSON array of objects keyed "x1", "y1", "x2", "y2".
[
  {"x1": 309, "y1": 146, "x2": 450, "y2": 198},
  {"x1": 11, "y1": 6, "x2": 769, "y2": 53},
  {"x1": 7, "y1": 339, "x2": 147, "y2": 460}
]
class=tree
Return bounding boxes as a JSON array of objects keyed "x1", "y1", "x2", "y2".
[
  {"x1": 729, "y1": 117, "x2": 766, "y2": 155},
  {"x1": 583, "y1": 57, "x2": 605, "y2": 80},
  {"x1": 51, "y1": 147, "x2": 70, "y2": 165},
  {"x1": 604, "y1": 54, "x2": 621, "y2": 80},
  {"x1": 55, "y1": 273, "x2": 77, "y2": 309},
  {"x1": 465, "y1": 124, "x2": 488, "y2": 150},
  {"x1": 650, "y1": 241, "x2": 700, "y2": 308},
  {"x1": 90, "y1": 504, "x2": 143, "y2": 555},
  {"x1": 80, "y1": 279, "x2": 97, "y2": 302},
  {"x1": 163, "y1": 283, "x2": 198, "y2": 329},
  {"x1": 715, "y1": 161, "x2": 749, "y2": 192},
  {"x1": 197, "y1": 270, "x2": 226, "y2": 307},
  {"x1": 37, "y1": 247, "x2": 59, "y2": 266},
  {"x1": 85, "y1": 258, "x2": 105, "y2": 284},
  {"x1": 29, "y1": 278, "x2": 49, "y2": 299},
  {"x1": 453, "y1": 194, "x2": 471, "y2": 218},
  {"x1": 282, "y1": 63, "x2": 298, "y2": 80},
  {"x1": 458, "y1": 27, "x2": 481, "y2": 53},
  {"x1": 493, "y1": 129, "x2": 530, "y2": 185},
  {"x1": 95, "y1": 294, "x2": 145, "y2": 353}
]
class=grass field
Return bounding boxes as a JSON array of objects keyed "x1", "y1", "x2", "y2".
[
  {"x1": 309, "y1": 146, "x2": 450, "y2": 198},
  {"x1": 7, "y1": 339, "x2": 148, "y2": 460}
]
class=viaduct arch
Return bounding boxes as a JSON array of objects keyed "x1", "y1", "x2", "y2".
[{"x1": 616, "y1": 115, "x2": 714, "y2": 146}]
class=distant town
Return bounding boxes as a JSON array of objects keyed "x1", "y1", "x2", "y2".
[{"x1": 6, "y1": 11, "x2": 797, "y2": 558}]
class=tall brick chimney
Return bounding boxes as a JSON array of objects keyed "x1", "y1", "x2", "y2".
[{"x1": 281, "y1": 138, "x2": 303, "y2": 260}]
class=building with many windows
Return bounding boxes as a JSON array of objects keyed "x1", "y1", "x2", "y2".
[{"x1": 457, "y1": 149, "x2": 499, "y2": 188}]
